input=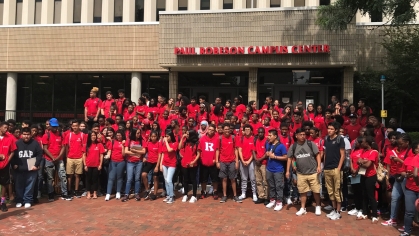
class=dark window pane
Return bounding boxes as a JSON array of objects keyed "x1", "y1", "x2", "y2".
[
  {"x1": 246, "y1": 0, "x2": 256, "y2": 8},
  {"x1": 32, "y1": 75, "x2": 54, "y2": 112},
  {"x1": 370, "y1": 9, "x2": 383, "y2": 22},
  {"x1": 179, "y1": 72, "x2": 248, "y2": 87},
  {"x1": 178, "y1": 0, "x2": 187, "y2": 10},
  {"x1": 93, "y1": 0, "x2": 102, "y2": 23},
  {"x1": 16, "y1": 0, "x2": 23, "y2": 25},
  {"x1": 0, "y1": 1, "x2": 3, "y2": 25},
  {"x1": 142, "y1": 74, "x2": 169, "y2": 99},
  {"x1": 294, "y1": 0, "x2": 304, "y2": 7},
  {"x1": 200, "y1": 0, "x2": 210, "y2": 10},
  {"x1": 156, "y1": 0, "x2": 165, "y2": 21},
  {"x1": 0, "y1": 74, "x2": 7, "y2": 111},
  {"x1": 319, "y1": 0, "x2": 330, "y2": 5},
  {"x1": 258, "y1": 68, "x2": 343, "y2": 85},
  {"x1": 73, "y1": 0, "x2": 81, "y2": 23},
  {"x1": 54, "y1": 74, "x2": 76, "y2": 113},
  {"x1": 35, "y1": 0, "x2": 42, "y2": 24},
  {"x1": 270, "y1": 0, "x2": 280, "y2": 7},
  {"x1": 135, "y1": 0, "x2": 144, "y2": 21},
  {"x1": 223, "y1": 0, "x2": 233, "y2": 9},
  {"x1": 114, "y1": 0, "x2": 123, "y2": 22}
]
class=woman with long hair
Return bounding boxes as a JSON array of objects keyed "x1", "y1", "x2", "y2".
[
  {"x1": 210, "y1": 104, "x2": 225, "y2": 126},
  {"x1": 167, "y1": 98, "x2": 176, "y2": 113},
  {"x1": 105, "y1": 130, "x2": 126, "y2": 201},
  {"x1": 83, "y1": 132, "x2": 104, "y2": 199},
  {"x1": 306, "y1": 103, "x2": 315, "y2": 121},
  {"x1": 142, "y1": 131, "x2": 161, "y2": 200},
  {"x1": 179, "y1": 130, "x2": 200, "y2": 203},
  {"x1": 151, "y1": 121, "x2": 162, "y2": 138},
  {"x1": 224, "y1": 99, "x2": 232, "y2": 116},
  {"x1": 160, "y1": 130, "x2": 179, "y2": 204},
  {"x1": 358, "y1": 106, "x2": 370, "y2": 127},
  {"x1": 347, "y1": 136, "x2": 364, "y2": 216},
  {"x1": 313, "y1": 104, "x2": 326, "y2": 137},
  {"x1": 280, "y1": 104, "x2": 292, "y2": 121}
]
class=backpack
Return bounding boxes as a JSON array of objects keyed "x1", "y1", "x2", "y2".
[{"x1": 290, "y1": 140, "x2": 315, "y2": 158}]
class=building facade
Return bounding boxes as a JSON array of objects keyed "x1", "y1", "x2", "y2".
[{"x1": 0, "y1": 0, "x2": 401, "y2": 122}]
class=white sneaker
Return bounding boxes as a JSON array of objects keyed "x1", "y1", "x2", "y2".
[
  {"x1": 82, "y1": 191, "x2": 87, "y2": 197},
  {"x1": 208, "y1": 186, "x2": 214, "y2": 194},
  {"x1": 189, "y1": 196, "x2": 197, "y2": 203},
  {"x1": 372, "y1": 217, "x2": 379, "y2": 223},
  {"x1": 327, "y1": 210, "x2": 336, "y2": 218},
  {"x1": 105, "y1": 194, "x2": 110, "y2": 201},
  {"x1": 356, "y1": 210, "x2": 363, "y2": 218},
  {"x1": 238, "y1": 193, "x2": 246, "y2": 200},
  {"x1": 266, "y1": 199, "x2": 276, "y2": 208},
  {"x1": 286, "y1": 197, "x2": 293, "y2": 205},
  {"x1": 296, "y1": 208, "x2": 307, "y2": 216},
  {"x1": 182, "y1": 195, "x2": 188, "y2": 202},
  {"x1": 330, "y1": 211, "x2": 341, "y2": 220},
  {"x1": 315, "y1": 206, "x2": 322, "y2": 216},
  {"x1": 274, "y1": 202, "x2": 283, "y2": 211},
  {"x1": 16, "y1": 203, "x2": 22, "y2": 208},
  {"x1": 163, "y1": 196, "x2": 170, "y2": 202},
  {"x1": 150, "y1": 186, "x2": 154, "y2": 192},
  {"x1": 348, "y1": 209, "x2": 359, "y2": 216},
  {"x1": 324, "y1": 205, "x2": 334, "y2": 211},
  {"x1": 115, "y1": 192, "x2": 121, "y2": 200},
  {"x1": 252, "y1": 194, "x2": 258, "y2": 202},
  {"x1": 24, "y1": 203, "x2": 31, "y2": 208},
  {"x1": 178, "y1": 187, "x2": 184, "y2": 194}
]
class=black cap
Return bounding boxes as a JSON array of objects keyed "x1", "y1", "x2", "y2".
[{"x1": 349, "y1": 113, "x2": 358, "y2": 119}]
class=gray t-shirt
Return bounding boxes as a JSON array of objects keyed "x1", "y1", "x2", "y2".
[{"x1": 287, "y1": 140, "x2": 319, "y2": 175}]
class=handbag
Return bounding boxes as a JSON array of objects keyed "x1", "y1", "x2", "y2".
[{"x1": 374, "y1": 162, "x2": 387, "y2": 182}]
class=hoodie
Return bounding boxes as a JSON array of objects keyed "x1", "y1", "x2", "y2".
[{"x1": 12, "y1": 139, "x2": 43, "y2": 172}]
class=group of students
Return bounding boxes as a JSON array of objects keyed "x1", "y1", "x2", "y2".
[{"x1": 0, "y1": 87, "x2": 418, "y2": 236}]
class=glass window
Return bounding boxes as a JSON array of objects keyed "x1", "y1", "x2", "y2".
[
  {"x1": 258, "y1": 68, "x2": 343, "y2": 85},
  {"x1": 93, "y1": 0, "x2": 102, "y2": 23},
  {"x1": 54, "y1": 0, "x2": 61, "y2": 24},
  {"x1": 246, "y1": 0, "x2": 256, "y2": 8},
  {"x1": 34, "y1": 0, "x2": 42, "y2": 24},
  {"x1": 294, "y1": 0, "x2": 305, "y2": 7},
  {"x1": 76, "y1": 74, "x2": 100, "y2": 114},
  {"x1": 16, "y1": 0, "x2": 23, "y2": 25},
  {"x1": 178, "y1": 0, "x2": 187, "y2": 10},
  {"x1": 16, "y1": 75, "x2": 32, "y2": 120},
  {"x1": 0, "y1": 74, "x2": 6, "y2": 111},
  {"x1": 142, "y1": 74, "x2": 169, "y2": 99},
  {"x1": 114, "y1": 0, "x2": 123, "y2": 22},
  {"x1": 200, "y1": 0, "x2": 210, "y2": 10},
  {"x1": 54, "y1": 74, "x2": 76, "y2": 113},
  {"x1": 135, "y1": 0, "x2": 144, "y2": 22},
  {"x1": 270, "y1": 0, "x2": 280, "y2": 7},
  {"x1": 73, "y1": 0, "x2": 81, "y2": 23},
  {"x1": 0, "y1": 0, "x2": 4, "y2": 25},
  {"x1": 179, "y1": 72, "x2": 249, "y2": 87},
  {"x1": 223, "y1": 0, "x2": 233, "y2": 9},
  {"x1": 319, "y1": 0, "x2": 330, "y2": 5},
  {"x1": 370, "y1": 9, "x2": 383, "y2": 22},
  {"x1": 156, "y1": 0, "x2": 165, "y2": 21}
]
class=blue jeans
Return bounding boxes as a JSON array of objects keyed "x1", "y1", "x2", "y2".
[
  {"x1": 45, "y1": 159, "x2": 68, "y2": 195},
  {"x1": 163, "y1": 165, "x2": 176, "y2": 197},
  {"x1": 390, "y1": 178, "x2": 406, "y2": 220},
  {"x1": 107, "y1": 161, "x2": 126, "y2": 194},
  {"x1": 125, "y1": 161, "x2": 143, "y2": 194},
  {"x1": 15, "y1": 171, "x2": 38, "y2": 204},
  {"x1": 404, "y1": 189, "x2": 419, "y2": 234}
]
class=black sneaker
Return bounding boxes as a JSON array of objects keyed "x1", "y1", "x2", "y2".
[
  {"x1": 254, "y1": 198, "x2": 265, "y2": 204},
  {"x1": 48, "y1": 193, "x2": 55, "y2": 202},
  {"x1": 149, "y1": 193, "x2": 157, "y2": 201},
  {"x1": 144, "y1": 191, "x2": 150, "y2": 200},
  {"x1": 64, "y1": 195, "x2": 72, "y2": 201},
  {"x1": 1, "y1": 203, "x2": 7, "y2": 212},
  {"x1": 135, "y1": 194, "x2": 141, "y2": 201},
  {"x1": 75, "y1": 191, "x2": 82, "y2": 198},
  {"x1": 121, "y1": 194, "x2": 129, "y2": 202},
  {"x1": 200, "y1": 191, "x2": 207, "y2": 199},
  {"x1": 220, "y1": 196, "x2": 227, "y2": 203},
  {"x1": 213, "y1": 191, "x2": 219, "y2": 200},
  {"x1": 340, "y1": 207, "x2": 347, "y2": 212},
  {"x1": 264, "y1": 199, "x2": 270, "y2": 205},
  {"x1": 233, "y1": 196, "x2": 243, "y2": 203}
]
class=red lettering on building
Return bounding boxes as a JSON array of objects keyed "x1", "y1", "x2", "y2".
[
  {"x1": 237, "y1": 47, "x2": 244, "y2": 54},
  {"x1": 248, "y1": 46, "x2": 255, "y2": 54},
  {"x1": 230, "y1": 47, "x2": 237, "y2": 54},
  {"x1": 291, "y1": 46, "x2": 298, "y2": 54},
  {"x1": 262, "y1": 46, "x2": 270, "y2": 54},
  {"x1": 304, "y1": 45, "x2": 311, "y2": 53},
  {"x1": 200, "y1": 47, "x2": 205, "y2": 54},
  {"x1": 206, "y1": 47, "x2": 213, "y2": 54},
  {"x1": 174, "y1": 45, "x2": 330, "y2": 55}
]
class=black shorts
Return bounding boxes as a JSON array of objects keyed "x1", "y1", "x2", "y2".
[
  {"x1": 142, "y1": 162, "x2": 159, "y2": 176},
  {"x1": 219, "y1": 162, "x2": 237, "y2": 180},
  {"x1": 200, "y1": 165, "x2": 219, "y2": 183},
  {"x1": 0, "y1": 165, "x2": 10, "y2": 186}
]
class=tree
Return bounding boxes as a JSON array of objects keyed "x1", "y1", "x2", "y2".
[{"x1": 316, "y1": 0, "x2": 418, "y2": 30}]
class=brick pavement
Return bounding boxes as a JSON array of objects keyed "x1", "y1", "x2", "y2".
[{"x1": 0, "y1": 193, "x2": 408, "y2": 235}]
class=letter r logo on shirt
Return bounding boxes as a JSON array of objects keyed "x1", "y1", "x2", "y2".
[{"x1": 205, "y1": 142, "x2": 214, "y2": 151}]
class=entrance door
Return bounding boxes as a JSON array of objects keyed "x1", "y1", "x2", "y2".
[
  {"x1": 192, "y1": 88, "x2": 237, "y2": 104},
  {"x1": 276, "y1": 86, "x2": 327, "y2": 108}
]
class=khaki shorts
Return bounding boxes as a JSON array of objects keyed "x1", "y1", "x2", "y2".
[
  {"x1": 297, "y1": 173, "x2": 320, "y2": 193},
  {"x1": 324, "y1": 168, "x2": 343, "y2": 202},
  {"x1": 66, "y1": 158, "x2": 83, "y2": 175}
]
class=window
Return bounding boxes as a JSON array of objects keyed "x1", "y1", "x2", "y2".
[
  {"x1": 54, "y1": 0, "x2": 61, "y2": 24},
  {"x1": 0, "y1": 0, "x2": 4, "y2": 25},
  {"x1": 16, "y1": 0, "x2": 23, "y2": 25},
  {"x1": 34, "y1": 0, "x2": 42, "y2": 24},
  {"x1": 370, "y1": 9, "x2": 383, "y2": 22},
  {"x1": 156, "y1": 0, "x2": 165, "y2": 22},
  {"x1": 135, "y1": 0, "x2": 144, "y2": 21},
  {"x1": 114, "y1": 0, "x2": 123, "y2": 22},
  {"x1": 246, "y1": 0, "x2": 256, "y2": 8},
  {"x1": 93, "y1": 0, "x2": 102, "y2": 23},
  {"x1": 200, "y1": 0, "x2": 210, "y2": 10},
  {"x1": 223, "y1": 0, "x2": 233, "y2": 9},
  {"x1": 54, "y1": 74, "x2": 76, "y2": 113},
  {"x1": 73, "y1": 0, "x2": 81, "y2": 23},
  {"x1": 294, "y1": 0, "x2": 305, "y2": 7},
  {"x1": 270, "y1": 0, "x2": 280, "y2": 7},
  {"x1": 319, "y1": 0, "x2": 330, "y2": 5},
  {"x1": 178, "y1": 0, "x2": 187, "y2": 10}
]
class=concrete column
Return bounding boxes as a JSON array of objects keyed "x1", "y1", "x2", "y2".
[
  {"x1": 248, "y1": 68, "x2": 258, "y2": 103},
  {"x1": 234, "y1": 0, "x2": 246, "y2": 9},
  {"x1": 282, "y1": 0, "x2": 293, "y2": 7},
  {"x1": 101, "y1": 0, "x2": 114, "y2": 22},
  {"x1": 123, "y1": 0, "x2": 134, "y2": 22},
  {"x1": 144, "y1": 0, "x2": 156, "y2": 22},
  {"x1": 188, "y1": 0, "x2": 200, "y2": 10},
  {"x1": 166, "y1": 0, "x2": 178, "y2": 11},
  {"x1": 41, "y1": 0, "x2": 54, "y2": 24},
  {"x1": 22, "y1": 0, "x2": 35, "y2": 24},
  {"x1": 3, "y1": 0, "x2": 17, "y2": 25},
  {"x1": 211, "y1": 0, "x2": 223, "y2": 10},
  {"x1": 342, "y1": 67, "x2": 354, "y2": 104},
  {"x1": 81, "y1": 0, "x2": 94, "y2": 23},
  {"x1": 61, "y1": 0, "x2": 74, "y2": 23},
  {"x1": 169, "y1": 72, "x2": 178, "y2": 100},
  {"x1": 131, "y1": 72, "x2": 142, "y2": 103},
  {"x1": 5, "y1": 73, "x2": 17, "y2": 121},
  {"x1": 258, "y1": 0, "x2": 269, "y2": 8}
]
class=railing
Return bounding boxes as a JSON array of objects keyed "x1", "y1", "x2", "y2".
[{"x1": 0, "y1": 110, "x2": 84, "y2": 123}]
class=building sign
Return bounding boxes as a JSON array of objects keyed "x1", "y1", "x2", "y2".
[{"x1": 174, "y1": 45, "x2": 330, "y2": 55}]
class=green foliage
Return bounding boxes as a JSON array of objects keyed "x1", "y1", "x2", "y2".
[{"x1": 408, "y1": 132, "x2": 419, "y2": 142}]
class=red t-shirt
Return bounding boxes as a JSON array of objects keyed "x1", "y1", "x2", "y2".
[
  {"x1": 263, "y1": 126, "x2": 274, "y2": 139},
  {"x1": 342, "y1": 115, "x2": 350, "y2": 128},
  {"x1": 84, "y1": 97, "x2": 102, "y2": 117},
  {"x1": 210, "y1": 114, "x2": 225, "y2": 126},
  {"x1": 313, "y1": 115, "x2": 326, "y2": 138},
  {"x1": 125, "y1": 140, "x2": 143, "y2": 163},
  {"x1": 358, "y1": 116, "x2": 368, "y2": 127},
  {"x1": 197, "y1": 112, "x2": 208, "y2": 124},
  {"x1": 0, "y1": 134, "x2": 17, "y2": 169},
  {"x1": 238, "y1": 136, "x2": 255, "y2": 161},
  {"x1": 311, "y1": 137, "x2": 324, "y2": 152},
  {"x1": 42, "y1": 131, "x2": 63, "y2": 161},
  {"x1": 307, "y1": 111, "x2": 315, "y2": 121},
  {"x1": 180, "y1": 143, "x2": 198, "y2": 168},
  {"x1": 101, "y1": 100, "x2": 114, "y2": 117},
  {"x1": 158, "y1": 118, "x2": 172, "y2": 136},
  {"x1": 218, "y1": 135, "x2": 236, "y2": 163},
  {"x1": 383, "y1": 147, "x2": 413, "y2": 176},
  {"x1": 146, "y1": 141, "x2": 160, "y2": 163},
  {"x1": 63, "y1": 132, "x2": 86, "y2": 159},
  {"x1": 279, "y1": 134, "x2": 294, "y2": 151},
  {"x1": 361, "y1": 149, "x2": 378, "y2": 177},
  {"x1": 404, "y1": 156, "x2": 419, "y2": 192},
  {"x1": 198, "y1": 134, "x2": 219, "y2": 166},
  {"x1": 147, "y1": 107, "x2": 159, "y2": 121},
  {"x1": 187, "y1": 104, "x2": 200, "y2": 119},
  {"x1": 107, "y1": 140, "x2": 125, "y2": 162},
  {"x1": 85, "y1": 143, "x2": 105, "y2": 167},
  {"x1": 250, "y1": 122, "x2": 263, "y2": 136},
  {"x1": 255, "y1": 137, "x2": 267, "y2": 165},
  {"x1": 177, "y1": 115, "x2": 188, "y2": 128},
  {"x1": 135, "y1": 105, "x2": 147, "y2": 121},
  {"x1": 161, "y1": 142, "x2": 178, "y2": 167},
  {"x1": 115, "y1": 98, "x2": 125, "y2": 115},
  {"x1": 236, "y1": 104, "x2": 246, "y2": 115},
  {"x1": 350, "y1": 149, "x2": 363, "y2": 170},
  {"x1": 141, "y1": 130, "x2": 151, "y2": 142},
  {"x1": 345, "y1": 123, "x2": 362, "y2": 142},
  {"x1": 289, "y1": 122, "x2": 302, "y2": 138},
  {"x1": 270, "y1": 119, "x2": 281, "y2": 130},
  {"x1": 123, "y1": 110, "x2": 136, "y2": 121},
  {"x1": 374, "y1": 126, "x2": 385, "y2": 147}
]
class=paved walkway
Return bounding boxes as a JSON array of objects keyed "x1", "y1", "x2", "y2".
[{"x1": 0, "y1": 193, "x2": 408, "y2": 235}]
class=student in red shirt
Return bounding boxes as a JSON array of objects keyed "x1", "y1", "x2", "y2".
[
  {"x1": 115, "y1": 89, "x2": 126, "y2": 115},
  {"x1": 253, "y1": 128, "x2": 269, "y2": 204},
  {"x1": 368, "y1": 114, "x2": 385, "y2": 145},
  {"x1": 279, "y1": 124, "x2": 294, "y2": 151},
  {"x1": 250, "y1": 113, "x2": 262, "y2": 136},
  {"x1": 270, "y1": 110, "x2": 281, "y2": 131},
  {"x1": 345, "y1": 114, "x2": 362, "y2": 142},
  {"x1": 289, "y1": 112, "x2": 303, "y2": 138},
  {"x1": 0, "y1": 122, "x2": 16, "y2": 211},
  {"x1": 210, "y1": 104, "x2": 225, "y2": 126},
  {"x1": 198, "y1": 124, "x2": 219, "y2": 199},
  {"x1": 306, "y1": 103, "x2": 315, "y2": 121},
  {"x1": 347, "y1": 137, "x2": 364, "y2": 216},
  {"x1": 177, "y1": 106, "x2": 189, "y2": 128},
  {"x1": 142, "y1": 131, "x2": 161, "y2": 200},
  {"x1": 159, "y1": 110, "x2": 172, "y2": 137},
  {"x1": 358, "y1": 106, "x2": 370, "y2": 127},
  {"x1": 179, "y1": 130, "x2": 200, "y2": 203},
  {"x1": 234, "y1": 96, "x2": 246, "y2": 116},
  {"x1": 101, "y1": 91, "x2": 115, "y2": 117},
  {"x1": 197, "y1": 104, "x2": 208, "y2": 124},
  {"x1": 84, "y1": 87, "x2": 102, "y2": 128},
  {"x1": 82, "y1": 132, "x2": 104, "y2": 199},
  {"x1": 123, "y1": 104, "x2": 136, "y2": 121},
  {"x1": 187, "y1": 97, "x2": 200, "y2": 119},
  {"x1": 262, "y1": 117, "x2": 274, "y2": 139},
  {"x1": 313, "y1": 105, "x2": 326, "y2": 137},
  {"x1": 237, "y1": 124, "x2": 257, "y2": 202},
  {"x1": 135, "y1": 97, "x2": 147, "y2": 122},
  {"x1": 105, "y1": 130, "x2": 126, "y2": 201},
  {"x1": 148, "y1": 99, "x2": 160, "y2": 121},
  {"x1": 160, "y1": 130, "x2": 178, "y2": 204}
]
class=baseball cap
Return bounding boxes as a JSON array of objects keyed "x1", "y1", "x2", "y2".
[
  {"x1": 49, "y1": 118, "x2": 59, "y2": 127},
  {"x1": 349, "y1": 113, "x2": 358, "y2": 119}
]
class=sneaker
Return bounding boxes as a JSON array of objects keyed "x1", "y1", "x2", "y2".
[
  {"x1": 115, "y1": 192, "x2": 121, "y2": 200},
  {"x1": 356, "y1": 211, "x2": 364, "y2": 218},
  {"x1": 178, "y1": 188, "x2": 184, "y2": 194},
  {"x1": 348, "y1": 209, "x2": 359, "y2": 216},
  {"x1": 213, "y1": 191, "x2": 218, "y2": 200},
  {"x1": 381, "y1": 219, "x2": 397, "y2": 226},
  {"x1": 82, "y1": 191, "x2": 87, "y2": 197},
  {"x1": 75, "y1": 191, "x2": 82, "y2": 198},
  {"x1": 220, "y1": 196, "x2": 227, "y2": 203},
  {"x1": 400, "y1": 232, "x2": 410, "y2": 236},
  {"x1": 324, "y1": 205, "x2": 334, "y2": 211},
  {"x1": 1, "y1": 203, "x2": 7, "y2": 212},
  {"x1": 274, "y1": 202, "x2": 283, "y2": 211},
  {"x1": 340, "y1": 207, "x2": 347, "y2": 212},
  {"x1": 296, "y1": 208, "x2": 307, "y2": 216},
  {"x1": 189, "y1": 196, "x2": 197, "y2": 203},
  {"x1": 315, "y1": 206, "x2": 322, "y2": 216},
  {"x1": 208, "y1": 185, "x2": 214, "y2": 194},
  {"x1": 144, "y1": 191, "x2": 150, "y2": 200},
  {"x1": 61, "y1": 195, "x2": 72, "y2": 201},
  {"x1": 166, "y1": 197, "x2": 174, "y2": 204},
  {"x1": 135, "y1": 194, "x2": 141, "y2": 201},
  {"x1": 121, "y1": 195, "x2": 129, "y2": 202},
  {"x1": 149, "y1": 193, "x2": 157, "y2": 201},
  {"x1": 264, "y1": 199, "x2": 270, "y2": 205},
  {"x1": 150, "y1": 186, "x2": 154, "y2": 192},
  {"x1": 233, "y1": 196, "x2": 243, "y2": 203},
  {"x1": 16, "y1": 203, "x2": 22, "y2": 208},
  {"x1": 286, "y1": 197, "x2": 293, "y2": 205},
  {"x1": 372, "y1": 217, "x2": 379, "y2": 224},
  {"x1": 254, "y1": 198, "x2": 265, "y2": 204},
  {"x1": 200, "y1": 191, "x2": 207, "y2": 199},
  {"x1": 182, "y1": 195, "x2": 188, "y2": 203},
  {"x1": 398, "y1": 226, "x2": 405, "y2": 232},
  {"x1": 160, "y1": 191, "x2": 166, "y2": 198},
  {"x1": 238, "y1": 193, "x2": 246, "y2": 200},
  {"x1": 266, "y1": 199, "x2": 276, "y2": 208},
  {"x1": 48, "y1": 193, "x2": 54, "y2": 202},
  {"x1": 327, "y1": 210, "x2": 336, "y2": 219},
  {"x1": 163, "y1": 196, "x2": 170, "y2": 202},
  {"x1": 105, "y1": 194, "x2": 110, "y2": 201},
  {"x1": 252, "y1": 194, "x2": 258, "y2": 202},
  {"x1": 24, "y1": 203, "x2": 31, "y2": 208},
  {"x1": 330, "y1": 211, "x2": 341, "y2": 220}
]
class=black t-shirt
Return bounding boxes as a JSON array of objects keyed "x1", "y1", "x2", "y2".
[{"x1": 324, "y1": 135, "x2": 345, "y2": 170}]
